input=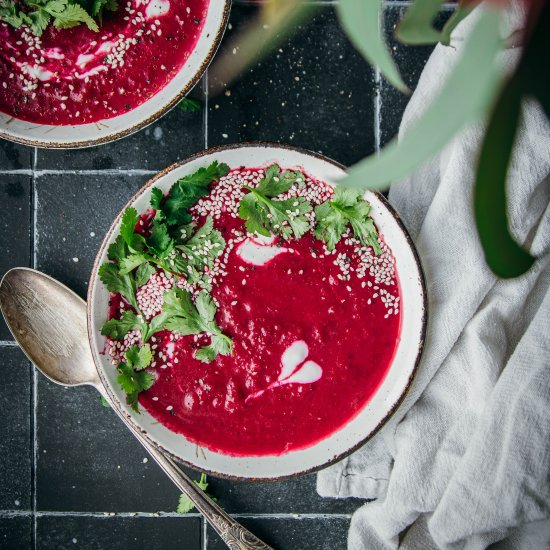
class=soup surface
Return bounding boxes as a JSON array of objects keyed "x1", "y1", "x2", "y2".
[
  {"x1": 0, "y1": 0, "x2": 208, "y2": 124},
  {"x1": 103, "y1": 165, "x2": 402, "y2": 456}
]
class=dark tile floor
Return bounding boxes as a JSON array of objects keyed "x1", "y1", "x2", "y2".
[{"x1": 0, "y1": 2, "x2": 450, "y2": 548}]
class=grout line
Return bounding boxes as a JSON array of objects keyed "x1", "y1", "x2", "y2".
[
  {"x1": 374, "y1": 66, "x2": 382, "y2": 153},
  {"x1": 202, "y1": 516, "x2": 208, "y2": 550},
  {"x1": 30, "y1": 166, "x2": 38, "y2": 550},
  {"x1": 204, "y1": 72, "x2": 209, "y2": 150},
  {"x1": 0, "y1": 169, "x2": 157, "y2": 177},
  {"x1": 0, "y1": 340, "x2": 18, "y2": 346},
  {"x1": 0, "y1": 510, "x2": 353, "y2": 520}
]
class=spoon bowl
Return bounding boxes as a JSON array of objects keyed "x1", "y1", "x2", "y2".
[{"x1": 0, "y1": 268, "x2": 100, "y2": 388}]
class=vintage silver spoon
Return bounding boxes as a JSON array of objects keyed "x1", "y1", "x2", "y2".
[{"x1": 0, "y1": 267, "x2": 272, "y2": 550}]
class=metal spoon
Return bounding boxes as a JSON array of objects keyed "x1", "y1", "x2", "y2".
[{"x1": 0, "y1": 267, "x2": 272, "y2": 550}]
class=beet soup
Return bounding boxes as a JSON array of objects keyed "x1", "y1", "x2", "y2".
[
  {"x1": 0, "y1": 0, "x2": 208, "y2": 124},
  {"x1": 100, "y1": 163, "x2": 402, "y2": 456}
]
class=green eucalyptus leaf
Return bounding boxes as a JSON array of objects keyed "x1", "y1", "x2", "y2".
[
  {"x1": 439, "y1": 2, "x2": 475, "y2": 46},
  {"x1": 343, "y1": 9, "x2": 504, "y2": 191},
  {"x1": 396, "y1": 0, "x2": 445, "y2": 45},
  {"x1": 337, "y1": 0, "x2": 407, "y2": 93},
  {"x1": 474, "y1": 76, "x2": 535, "y2": 278}
]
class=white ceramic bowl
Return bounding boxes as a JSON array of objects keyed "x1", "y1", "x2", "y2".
[
  {"x1": 0, "y1": 0, "x2": 230, "y2": 149},
  {"x1": 87, "y1": 143, "x2": 427, "y2": 480}
]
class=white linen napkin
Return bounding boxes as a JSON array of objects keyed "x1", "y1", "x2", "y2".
[{"x1": 317, "y1": 6, "x2": 550, "y2": 549}]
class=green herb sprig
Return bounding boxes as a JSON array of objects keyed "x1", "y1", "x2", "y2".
[
  {"x1": 0, "y1": 0, "x2": 118, "y2": 37},
  {"x1": 314, "y1": 187, "x2": 382, "y2": 253},
  {"x1": 238, "y1": 164, "x2": 312, "y2": 240},
  {"x1": 116, "y1": 344, "x2": 154, "y2": 413},
  {"x1": 176, "y1": 473, "x2": 216, "y2": 514}
]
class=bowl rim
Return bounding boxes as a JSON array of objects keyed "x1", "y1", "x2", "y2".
[
  {"x1": 0, "y1": 0, "x2": 231, "y2": 150},
  {"x1": 86, "y1": 141, "x2": 428, "y2": 481}
]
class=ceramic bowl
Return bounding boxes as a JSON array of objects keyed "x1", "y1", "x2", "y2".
[
  {"x1": 0, "y1": 0, "x2": 230, "y2": 149},
  {"x1": 87, "y1": 143, "x2": 427, "y2": 480}
]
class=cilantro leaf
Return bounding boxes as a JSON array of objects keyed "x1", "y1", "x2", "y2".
[
  {"x1": 116, "y1": 345, "x2": 155, "y2": 412},
  {"x1": 314, "y1": 187, "x2": 381, "y2": 254},
  {"x1": 147, "y1": 221, "x2": 174, "y2": 258},
  {"x1": 108, "y1": 235, "x2": 129, "y2": 262},
  {"x1": 150, "y1": 187, "x2": 164, "y2": 209},
  {"x1": 159, "y1": 288, "x2": 232, "y2": 362},
  {"x1": 175, "y1": 216, "x2": 225, "y2": 277},
  {"x1": 135, "y1": 262, "x2": 156, "y2": 287},
  {"x1": 126, "y1": 343, "x2": 152, "y2": 370},
  {"x1": 0, "y1": 0, "x2": 26, "y2": 28},
  {"x1": 119, "y1": 253, "x2": 148, "y2": 275},
  {"x1": 99, "y1": 395, "x2": 110, "y2": 408},
  {"x1": 101, "y1": 310, "x2": 145, "y2": 339},
  {"x1": 50, "y1": 2, "x2": 98, "y2": 30},
  {"x1": 177, "y1": 98, "x2": 202, "y2": 113},
  {"x1": 176, "y1": 474, "x2": 216, "y2": 514},
  {"x1": 120, "y1": 208, "x2": 147, "y2": 252},
  {"x1": 98, "y1": 262, "x2": 138, "y2": 311},
  {"x1": 238, "y1": 165, "x2": 312, "y2": 240},
  {"x1": 160, "y1": 161, "x2": 230, "y2": 227}
]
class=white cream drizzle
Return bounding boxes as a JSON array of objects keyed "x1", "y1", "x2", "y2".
[
  {"x1": 145, "y1": 0, "x2": 170, "y2": 19},
  {"x1": 279, "y1": 340, "x2": 308, "y2": 381},
  {"x1": 26, "y1": 65, "x2": 54, "y2": 82},
  {"x1": 236, "y1": 235, "x2": 288, "y2": 266},
  {"x1": 245, "y1": 340, "x2": 323, "y2": 402}
]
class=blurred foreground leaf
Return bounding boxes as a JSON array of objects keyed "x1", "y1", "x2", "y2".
[
  {"x1": 474, "y1": 77, "x2": 534, "y2": 278},
  {"x1": 208, "y1": 0, "x2": 319, "y2": 96},
  {"x1": 397, "y1": 0, "x2": 474, "y2": 46},
  {"x1": 396, "y1": 0, "x2": 445, "y2": 45},
  {"x1": 473, "y1": 0, "x2": 550, "y2": 278},
  {"x1": 342, "y1": 8, "x2": 503, "y2": 191},
  {"x1": 337, "y1": 0, "x2": 407, "y2": 93}
]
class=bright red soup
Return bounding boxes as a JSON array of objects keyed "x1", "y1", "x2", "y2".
[
  {"x1": 0, "y1": 0, "x2": 207, "y2": 124},
  {"x1": 105, "y1": 166, "x2": 402, "y2": 456}
]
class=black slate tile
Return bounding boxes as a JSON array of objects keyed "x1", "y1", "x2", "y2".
[
  {"x1": 207, "y1": 516, "x2": 350, "y2": 550},
  {"x1": 207, "y1": 474, "x2": 363, "y2": 515},
  {"x1": 0, "y1": 175, "x2": 31, "y2": 340},
  {"x1": 37, "y1": 515, "x2": 202, "y2": 550},
  {"x1": 34, "y1": 172, "x2": 185, "y2": 512},
  {"x1": 0, "y1": 515, "x2": 32, "y2": 550},
  {"x1": 35, "y1": 173, "x2": 149, "y2": 298},
  {"x1": 35, "y1": 85, "x2": 205, "y2": 171},
  {"x1": 208, "y1": 5, "x2": 375, "y2": 166},
  {"x1": 380, "y1": 6, "x2": 454, "y2": 146},
  {"x1": 0, "y1": 347, "x2": 32, "y2": 510},
  {"x1": 0, "y1": 141, "x2": 33, "y2": 171},
  {"x1": 35, "y1": 377, "x2": 182, "y2": 512}
]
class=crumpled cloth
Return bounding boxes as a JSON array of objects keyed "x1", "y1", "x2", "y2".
[{"x1": 317, "y1": 5, "x2": 550, "y2": 549}]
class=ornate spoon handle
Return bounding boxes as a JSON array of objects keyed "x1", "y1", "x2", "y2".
[{"x1": 103, "y1": 389, "x2": 273, "y2": 550}]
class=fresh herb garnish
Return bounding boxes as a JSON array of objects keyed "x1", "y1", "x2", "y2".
[
  {"x1": 100, "y1": 163, "x2": 230, "y2": 356},
  {"x1": 238, "y1": 164, "x2": 312, "y2": 240},
  {"x1": 176, "y1": 473, "x2": 216, "y2": 513},
  {"x1": 0, "y1": 0, "x2": 117, "y2": 37},
  {"x1": 116, "y1": 344, "x2": 154, "y2": 412},
  {"x1": 314, "y1": 187, "x2": 381, "y2": 254},
  {"x1": 153, "y1": 160, "x2": 230, "y2": 228},
  {"x1": 177, "y1": 98, "x2": 202, "y2": 113},
  {"x1": 161, "y1": 288, "x2": 232, "y2": 363},
  {"x1": 174, "y1": 216, "x2": 225, "y2": 289}
]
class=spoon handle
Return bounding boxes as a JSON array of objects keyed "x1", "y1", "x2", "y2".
[{"x1": 103, "y1": 390, "x2": 273, "y2": 550}]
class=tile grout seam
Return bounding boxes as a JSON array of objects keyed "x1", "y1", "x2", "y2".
[
  {"x1": 204, "y1": 71, "x2": 209, "y2": 150},
  {"x1": 30, "y1": 147, "x2": 38, "y2": 550},
  {"x1": 0, "y1": 510, "x2": 353, "y2": 519}
]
